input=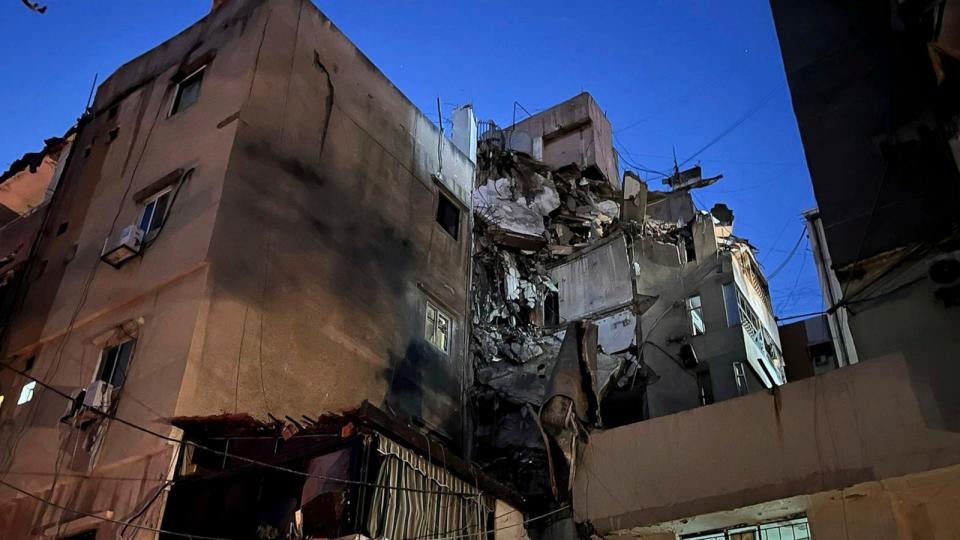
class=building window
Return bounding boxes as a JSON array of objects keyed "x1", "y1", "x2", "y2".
[
  {"x1": 96, "y1": 340, "x2": 136, "y2": 388},
  {"x1": 696, "y1": 368, "x2": 713, "y2": 406},
  {"x1": 687, "y1": 294, "x2": 705, "y2": 336},
  {"x1": 436, "y1": 192, "x2": 460, "y2": 240},
  {"x1": 0, "y1": 394, "x2": 5, "y2": 410},
  {"x1": 138, "y1": 188, "x2": 172, "y2": 239},
  {"x1": 684, "y1": 516, "x2": 811, "y2": 540},
  {"x1": 17, "y1": 381, "x2": 36, "y2": 405},
  {"x1": 170, "y1": 66, "x2": 205, "y2": 115},
  {"x1": 722, "y1": 282, "x2": 741, "y2": 327},
  {"x1": 733, "y1": 361, "x2": 748, "y2": 396},
  {"x1": 543, "y1": 290, "x2": 560, "y2": 326},
  {"x1": 425, "y1": 302, "x2": 451, "y2": 353}
]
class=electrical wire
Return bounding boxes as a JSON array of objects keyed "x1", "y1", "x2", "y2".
[
  {"x1": 0, "y1": 477, "x2": 231, "y2": 540},
  {"x1": 0, "y1": 360, "x2": 482, "y2": 497},
  {"x1": 678, "y1": 85, "x2": 782, "y2": 168},
  {"x1": 765, "y1": 227, "x2": 806, "y2": 280},
  {"x1": 777, "y1": 238, "x2": 810, "y2": 315},
  {"x1": 761, "y1": 216, "x2": 796, "y2": 266},
  {"x1": 0, "y1": 473, "x2": 568, "y2": 540}
]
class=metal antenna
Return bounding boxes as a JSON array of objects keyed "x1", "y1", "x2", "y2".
[
  {"x1": 436, "y1": 96, "x2": 444, "y2": 176},
  {"x1": 85, "y1": 73, "x2": 99, "y2": 112}
]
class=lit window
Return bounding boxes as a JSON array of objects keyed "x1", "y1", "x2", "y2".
[
  {"x1": 425, "y1": 302, "x2": 451, "y2": 353},
  {"x1": 97, "y1": 340, "x2": 136, "y2": 388},
  {"x1": 733, "y1": 361, "x2": 748, "y2": 396},
  {"x1": 687, "y1": 294, "x2": 705, "y2": 336},
  {"x1": 17, "y1": 381, "x2": 36, "y2": 405},
  {"x1": 138, "y1": 188, "x2": 172, "y2": 239},
  {"x1": 436, "y1": 192, "x2": 460, "y2": 240},
  {"x1": 0, "y1": 394, "x2": 4, "y2": 410},
  {"x1": 170, "y1": 67, "x2": 205, "y2": 115}
]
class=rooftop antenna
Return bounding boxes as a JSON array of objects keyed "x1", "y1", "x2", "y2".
[
  {"x1": 436, "y1": 95, "x2": 444, "y2": 178},
  {"x1": 85, "y1": 72, "x2": 99, "y2": 112}
]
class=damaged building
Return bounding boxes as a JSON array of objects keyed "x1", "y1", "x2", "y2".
[
  {"x1": 5, "y1": 0, "x2": 957, "y2": 537},
  {"x1": 468, "y1": 93, "x2": 786, "y2": 509},
  {"x1": 565, "y1": 2, "x2": 960, "y2": 539},
  {"x1": 0, "y1": 0, "x2": 514, "y2": 538}
]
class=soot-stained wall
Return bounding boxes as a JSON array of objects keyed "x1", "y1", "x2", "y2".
[{"x1": 185, "y1": 0, "x2": 473, "y2": 440}]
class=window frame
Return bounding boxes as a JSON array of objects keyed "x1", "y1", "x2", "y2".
[
  {"x1": 169, "y1": 65, "x2": 206, "y2": 116},
  {"x1": 17, "y1": 381, "x2": 36, "y2": 405},
  {"x1": 687, "y1": 294, "x2": 706, "y2": 336},
  {"x1": 722, "y1": 282, "x2": 741, "y2": 327},
  {"x1": 424, "y1": 301, "x2": 452, "y2": 354},
  {"x1": 138, "y1": 187, "x2": 173, "y2": 240},
  {"x1": 435, "y1": 191, "x2": 461, "y2": 240},
  {"x1": 733, "y1": 361, "x2": 748, "y2": 396},
  {"x1": 94, "y1": 339, "x2": 137, "y2": 389}
]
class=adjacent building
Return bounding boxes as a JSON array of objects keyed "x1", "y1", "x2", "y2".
[
  {"x1": 564, "y1": 2, "x2": 960, "y2": 539},
  {"x1": 779, "y1": 314, "x2": 840, "y2": 381}
]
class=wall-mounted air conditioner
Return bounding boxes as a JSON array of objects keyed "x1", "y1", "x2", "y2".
[
  {"x1": 100, "y1": 225, "x2": 144, "y2": 268},
  {"x1": 83, "y1": 380, "x2": 113, "y2": 410},
  {"x1": 930, "y1": 250, "x2": 960, "y2": 308}
]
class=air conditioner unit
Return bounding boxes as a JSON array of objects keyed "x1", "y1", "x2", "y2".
[
  {"x1": 930, "y1": 250, "x2": 960, "y2": 308},
  {"x1": 100, "y1": 225, "x2": 144, "y2": 268},
  {"x1": 83, "y1": 380, "x2": 113, "y2": 410},
  {"x1": 929, "y1": 251, "x2": 960, "y2": 287}
]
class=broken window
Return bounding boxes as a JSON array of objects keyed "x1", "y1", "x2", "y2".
[
  {"x1": 138, "y1": 188, "x2": 172, "y2": 239},
  {"x1": 543, "y1": 290, "x2": 560, "y2": 326},
  {"x1": 171, "y1": 66, "x2": 205, "y2": 115},
  {"x1": 733, "y1": 361, "x2": 748, "y2": 396},
  {"x1": 425, "y1": 302, "x2": 451, "y2": 353},
  {"x1": 687, "y1": 294, "x2": 705, "y2": 336},
  {"x1": 436, "y1": 191, "x2": 461, "y2": 240},
  {"x1": 17, "y1": 381, "x2": 36, "y2": 405},
  {"x1": 96, "y1": 340, "x2": 136, "y2": 388},
  {"x1": 722, "y1": 282, "x2": 741, "y2": 327}
]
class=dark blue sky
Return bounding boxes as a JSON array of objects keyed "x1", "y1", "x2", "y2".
[{"x1": 0, "y1": 0, "x2": 822, "y2": 320}]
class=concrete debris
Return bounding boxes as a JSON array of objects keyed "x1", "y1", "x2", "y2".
[{"x1": 470, "y1": 110, "x2": 771, "y2": 510}]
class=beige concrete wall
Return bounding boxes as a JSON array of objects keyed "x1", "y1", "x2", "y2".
[
  {"x1": 0, "y1": 157, "x2": 57, "y2": 217},
  {"x1": 607, "y1": 464, "x2": 960, "y2": 540},
  {"x1": 574, "y1": 353, "x2": 960, "y2": 533},
  {"x1": 510, "y1": 92, "x2": 619, "y2": 188},
  {"x1": 0, "y1": 2, "x2": 259, "y2": 537},
  {"x1": 494, "y1": 500, "x2": 532, "y2": 540}
]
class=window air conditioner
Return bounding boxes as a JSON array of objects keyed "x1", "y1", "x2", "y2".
[
  {"x1": 929, "y1": 250, "x2": 960, "y2": 308},
  {"x1": 100, "y1": 225, "x2": 144, "y2": 268},
  {"x1": 83, "y1": 380, "x2": 113, "y2": 410}
]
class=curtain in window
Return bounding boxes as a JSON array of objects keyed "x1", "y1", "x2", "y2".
[{"x1": 367, "y1": 436, "x2": 490, "y2": 539}]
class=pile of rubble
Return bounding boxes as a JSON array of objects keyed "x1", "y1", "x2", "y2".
[{"x1": 469, "y1": 136, "x2": 626, "y2": 501}]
